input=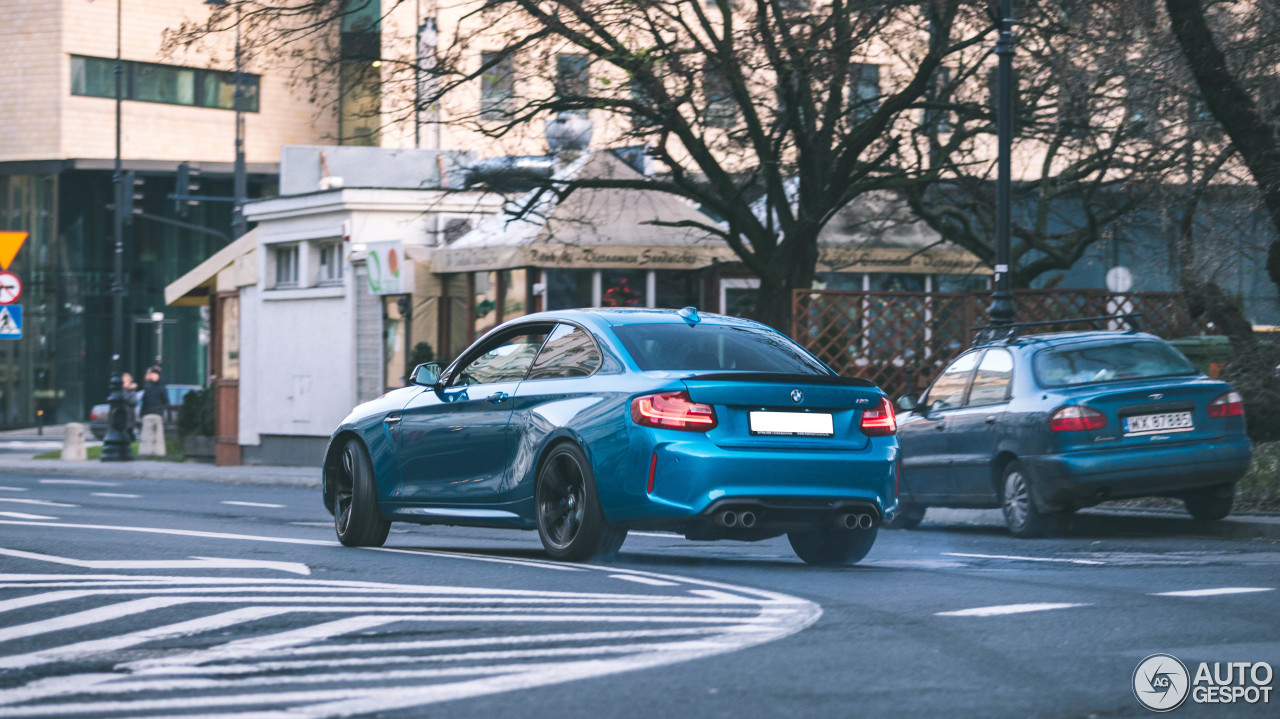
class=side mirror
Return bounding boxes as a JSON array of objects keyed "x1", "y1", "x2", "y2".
[
  {"x1": 896, "y1": 395, "x2": 918, "y2": 412},
  {"x1": 409, "y1": 362, "x2": 441, "y2": 388}
]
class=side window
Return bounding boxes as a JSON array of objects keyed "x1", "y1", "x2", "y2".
[
  {"x1": 449, "y1": 330, "x2": 549, "y2": 386},
  {"x1": 526, "y1": 324, "x2": 602, "y2": 380},
  {"x1": 967, "y1": 349, "x2": 1014, "y2": 406},
  {"x1": 924, "y1": 351, "x2": 981, "y2": 411}
]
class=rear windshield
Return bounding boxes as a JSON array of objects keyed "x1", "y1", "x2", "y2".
[
  {"x1": 612, "y1": 323, "x2": 831, "y2": 374},
  {"x1": 1033, "y1": 340, "x2": 1196, "y2": 388}
]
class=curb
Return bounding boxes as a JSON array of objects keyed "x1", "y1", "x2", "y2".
[{"x1": 3, "y1": 457, "x2": 320, "y2": 488}]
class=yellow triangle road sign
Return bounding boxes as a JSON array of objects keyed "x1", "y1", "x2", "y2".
[{"x1": 0, "y1": 232, "x2": 26, "y2": 271}]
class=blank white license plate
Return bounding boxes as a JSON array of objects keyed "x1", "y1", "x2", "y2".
[
  {"x1": 1124, "y1": 411, "x2": 1194, "y2": 436},
  {"x1": 749, "y1": 411, "x2": 834, "y2": 437}
]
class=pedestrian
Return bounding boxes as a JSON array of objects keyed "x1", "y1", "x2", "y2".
[
  {"x1": 121, "y1": 372, "x2": 139, "y2": 440},
  {"x1": 139, "y1": 365, "x2": 168, "y2": 418}
]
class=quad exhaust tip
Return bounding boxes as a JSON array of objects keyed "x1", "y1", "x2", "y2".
[
  {"x1": 717, "y1": 510, "x2": 758, "y2": 529},
  {"x1": 841, "y1": 513, "x2": 875, "y2": 530}
]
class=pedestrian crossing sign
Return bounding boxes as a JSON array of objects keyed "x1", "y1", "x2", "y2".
[{"x1": 0, "y1": 304, "x2": 21, "y2": 339}]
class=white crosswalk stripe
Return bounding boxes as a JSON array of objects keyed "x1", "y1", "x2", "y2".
[{"x1": 0, "y1": 572, "x2": 819, "y2": 716}]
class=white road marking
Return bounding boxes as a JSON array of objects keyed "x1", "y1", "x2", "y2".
[
  {"x1": 943, "y1": 552, "x2": 1106, "y2": 566},
  {"x1": 0, "y1": 498, "x2": 77, "y2": 508},
  {"x1": 936, "y1": 602, "x2": 1089, "y2": 617},
  {"x1": 290, "y1": 521, "x2": 333, "y2": 527},
  {"x1": 0, "y1": 512, "x2": 56, "y2": 520},
  {"x1": 0, "y1": 548, "x2": 310, "y2": 576},
  {"x1": 221, "y1": 500, "x2": 286, "y2": 509},
  {"x1": 38, "y1": 479, "x2": 119, "y2": 487},
  {"x1": 1151, "y1": 587, "x2": 1274, "y2": 597},
  {"x1": 90, "y1": 493, "x2": 139, "y2": 499},
  {"x1": 629, "y1": 531, "x2": 682, "y2": 539},
  {"x1": 0, "y1": 486, "x2": 29, "y2": 492},
  {"x1": 608, "y1": 574, "x2": 679, "y2": 587}
]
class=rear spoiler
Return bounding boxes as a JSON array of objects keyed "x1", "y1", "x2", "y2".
[{"x1": 684, "y1": 372, "x2": 877, "y2": 388}]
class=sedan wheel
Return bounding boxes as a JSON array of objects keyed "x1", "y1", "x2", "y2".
[
  {"x1": 334, "y1": 439, "x2": 390, "y2": 547},
  {"x1": 1001, "y1": 461, "x2": 1052, "y2": 538},
  {"x1": 535, "y1": 443, "x2": 625, "y2": 562},
  {"x1": 1184, "y1": 483, "x2": 1235, "y2": 521}
]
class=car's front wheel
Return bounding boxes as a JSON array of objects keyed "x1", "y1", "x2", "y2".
[
  {"x1": 334, "y1": 438, "x2": 390, "y2": 547},
  {"x1": 535, "y1": 443, "x2": 626, "y2": 562},
  {"x1": 1001, "y1": 461, "x2": 1056, "y2": 538},
  {"x1": 1184, "y1": 483, "x2": 1235, "y2": 521},
  {"x1": 788, "y1": 527, "x2": 877, "y2": 565}
]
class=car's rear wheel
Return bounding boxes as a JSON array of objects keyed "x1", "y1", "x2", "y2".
[
  {"x1": 1001, "y1": 461, "x2": 1055, "y2": 538},
  {"x1": 334, "y1": 439, "x2": 390, "y2": 547},
  {"x1": 788, "y1": 527, "x2": 877, "y2": 565},
  {"x1": 1184, "y1": 483, "x2": 1235, "y2": 521},
  {"x1": 884, "y1": 502, "x2": 926, "y2": 530},
  {"x1": 535, "y1": 443, "x2": 626, "y2": 562}
]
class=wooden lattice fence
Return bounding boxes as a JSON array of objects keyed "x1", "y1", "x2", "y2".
[{"x1": 791, "y1": 289, "x2": 1209, "y2": 399}]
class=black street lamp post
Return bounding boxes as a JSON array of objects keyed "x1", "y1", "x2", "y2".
[
  {"x1": 988, "y1": 0, "x2": 1016, "y2": 327},
  {"x1": 101, "y1": 0, "x2": 131, "y2": 461}
]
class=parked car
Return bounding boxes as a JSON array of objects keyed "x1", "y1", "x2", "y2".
[
  {"x1": 322, "y1": 308, "x2": 900, "y2": 565},
  {"x1": 89, "y1": 384, "x2": 202, "y2": 440},
  {"x1": 893, "y1": 328, "x2": 1252, "y2": 537}
]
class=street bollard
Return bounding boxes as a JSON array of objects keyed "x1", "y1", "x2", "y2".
[
  {"x1": 138, "y1": 415, "x2": 166, "y2": 457},
  {"x1": 61, "y1": 423, "x2": 87, "y2": 461}
]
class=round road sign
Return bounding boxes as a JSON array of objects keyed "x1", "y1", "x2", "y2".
[
  {"x1": 0, "y1": 271, "x2": 20, "y2": 305},
  {"x1": 1105, "y1": 265, "x2": 1133, "y2": 294}
]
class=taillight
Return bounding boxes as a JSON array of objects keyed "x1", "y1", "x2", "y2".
[
  {"x1": 860, "y1": 397, "x2": 897, "y2": 437},
  {"x1": 630, "y1": 392, "x2": 718, "y2": 431},
  {"x1": 1208, "y1": 390, "x2": 1244, "y2": 418},
  {"x1": 1049, "y1": 405, "x2": 1107, "y2": 432},
  {"x1": 89, "y1": 411, "x2": 100, "y2": 420}
]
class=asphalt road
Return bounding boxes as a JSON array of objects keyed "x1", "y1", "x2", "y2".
[{"x1": 0, "y1": 468, "x2": 1277, "y2": 718}]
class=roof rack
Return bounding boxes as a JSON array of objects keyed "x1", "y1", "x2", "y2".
[{"x1": 971, "y1": 313, "x2": 1143, "y2": 345}]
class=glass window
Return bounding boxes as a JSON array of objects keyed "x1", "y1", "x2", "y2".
[
  {"x1": 869, "y1": 273, "x2": 924, "y2": 292},
  {"x1": 70, "y1": 55, "x2": 259, "y2": 112},
  {"x1": 202, "y1": 71, "x2": 260, "y2": 112},
  {"x1": 1033, "y1": 340, "x2": 1196, "y2": 388},
  {"x1": 526, "y1": 324, "x2": 602, "y2": 380},
  {"x1": 967, "y1": 349, "x2": 1013, "y2": 406},
  {"x1": 601, "y1": 269, "x2": 645, "y2": 307},
  {"x1": 556, "y1": 54, "x2": 589, "y2": 105},
  {"x1": 480, "y1": 51, "x2": 515, "y2": 121},
  {"x1": 274, "y1": 245, "x2": 299, "y2": 288},
  {"x1": 135, "y1": 63, "x2": 196, "y2": 105},
  {"x1": 924, "y1": 350, "x2": 980, "y2": 410},
  {"x1": 70, "y1": 56, "x2": 115, "y2": 98},
  {"x1": 655, "y1": 270, "x2": 701, "y2": 309},
  {"x1": 545, "y1": 269, "x2": 593, "y2": 310},
  {"x1": 703, "y1": 61, "x2": 737, "y2": 128},
  {"x1": 449, "y1": 330, "x2": 549, "y2": 386},
  {"x1": 849, "y1": 63, "x2": 880, "y2": 120},
  {"x1": 612, "y1": 324, "x2": 831, "y2": 374},
  {"x1": 318, "y1": 241, "x2": 343, "y2": 284},
  {"x1": 473, "y1": 271, "x2": 500, "y2": 337}
]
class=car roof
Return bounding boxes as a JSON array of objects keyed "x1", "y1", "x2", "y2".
[
  {"x1": 508, "y1": 308, "x2": 773, "y2": 330},
  {"x1": 979, "y1": 330, "x2": 1165, "y2": 350}
]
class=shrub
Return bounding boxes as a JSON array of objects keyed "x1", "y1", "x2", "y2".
[{"x1": 177, "y1": 387, "x2": 215, "y2": 438}]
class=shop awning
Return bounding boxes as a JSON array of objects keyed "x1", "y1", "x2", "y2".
[{"x1": 165, "y1": 229, "x2": 258, "y2": 306}]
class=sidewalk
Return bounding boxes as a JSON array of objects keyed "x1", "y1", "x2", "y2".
[{"x1": 3, "y1": 456, "x2": 320, "y2": 487}]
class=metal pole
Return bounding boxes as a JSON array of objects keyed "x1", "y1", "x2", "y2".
[
  {"x1": 232, "y1": 3, "x2": 247, "y2": 240},
  {"x1": 987, "y1": 0, "x2": 1016, "y2": 326},
  {"x1": 102, "y1": 0, "x2": 132, "y2": 461}
]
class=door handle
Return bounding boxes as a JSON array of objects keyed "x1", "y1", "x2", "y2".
[
  {"x1": 985, "y1": 416, "x2": 997, "y2": 425},
  {"x1": 487, "y1": 392, "x2": 509, "y2": 404},
  {"x1": 383, "y1": 414, "x2": 401, "y2": 425}
]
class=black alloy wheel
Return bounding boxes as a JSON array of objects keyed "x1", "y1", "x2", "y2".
[
  {"x1": 535, "y1": 443, "x2": 625, "y2": 562},
  {"x1": 334, "y1": 439, "x2": 391, "y2": 547}
]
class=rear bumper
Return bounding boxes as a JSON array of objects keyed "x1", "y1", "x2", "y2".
[
  {"x1": 1021, "y1": 435, "x2": 1252, "y2": 510},
  {"x1": 600, "y1": 432, "x2": 899, "y2": 527}
]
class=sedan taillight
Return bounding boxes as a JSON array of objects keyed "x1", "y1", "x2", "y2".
[
  {"x1": 631, "y1": 391, "x2": 718, "y2": 431},
  {"x1": 1049, "y1": 405, "x2": 1107, "y2": 432},
  {"x1": 1208, "y1": 390, "x2": 1245, "y2": 418},
  {"x1": 860, "y1": 397, "x2": 897, "y2": 437}
]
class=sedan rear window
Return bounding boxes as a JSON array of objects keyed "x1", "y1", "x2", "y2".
[
  {"x1": 612, "y1": 324, "x2": 831, "y2": 374},
  {"x1": 1033, "y1": 340, "x2": 1196, "y2": 388}
]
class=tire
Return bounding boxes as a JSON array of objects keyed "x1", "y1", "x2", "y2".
[
  {"x1": 535, "y1": 443, "x2": 626, "y2": 562},
  {"x1": 1184, "y1": 483, "x2": 1235, "y2": 521},
  {"x1": 1000, "y1": 460, "x2": 1054, "y2": 538},
  {"x1": 884, "y1": 502, "x2": 926, "y2": 530},
  {"x1": 334, "y1": 439, "x2": 391, "y2": 547},
  {"x1": 788, "y1": 527, "x2": 878, "y2": 566}
]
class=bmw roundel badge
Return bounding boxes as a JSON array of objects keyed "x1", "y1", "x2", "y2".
[{"x1": 791, "y1": 389, "x2": 804, "y2": 404}]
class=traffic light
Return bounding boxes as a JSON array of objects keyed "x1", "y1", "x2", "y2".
[
  {"x1": 120, "y1": 172, "x2": 145, "y2": 219},
  {"x1": 175, "y1": 162, "x2": 201, "y2": 217}
]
